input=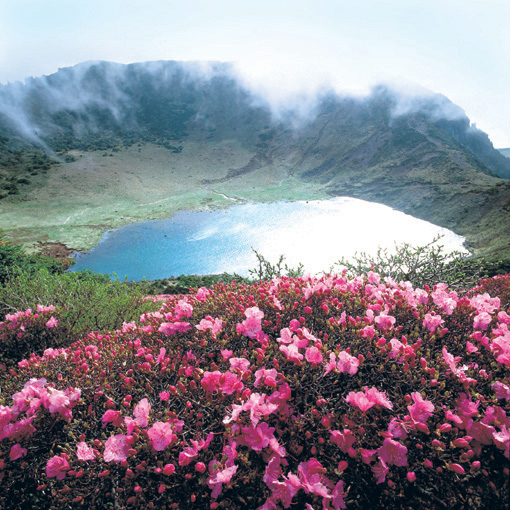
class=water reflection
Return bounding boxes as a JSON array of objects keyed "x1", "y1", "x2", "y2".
[{"x1": 70, "y1": 197, "x2": 467, "y2": 281}]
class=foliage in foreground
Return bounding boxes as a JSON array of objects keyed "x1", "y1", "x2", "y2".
[
  {"x1": 0, "y1": 268, "x2": 159, "y2": 344},
  {"x1": 0, "y1": 229, "x2": 68, "y2": 286},
  {"x1": 0, "y1": 272, "x2": 509, "y2": 509}
]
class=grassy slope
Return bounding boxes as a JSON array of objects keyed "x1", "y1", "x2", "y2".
[{"x1": 0, "y1": 141, "x2": 329, "y2": 252}]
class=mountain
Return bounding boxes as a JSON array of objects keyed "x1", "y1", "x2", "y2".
[
  {"x1": 0, "y1": 60, "x2": 509, "y2": 266},
  {"x1": 499, "y1": 148, "x2": 510, "y2": 159}
]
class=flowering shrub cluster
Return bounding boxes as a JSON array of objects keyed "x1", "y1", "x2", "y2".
[
  {"x1": 0, "y1": 304, "x2": 69, "y2": 362},
  {"x1": 0, "y1": 271, "x2": 509, "y2": 509}
]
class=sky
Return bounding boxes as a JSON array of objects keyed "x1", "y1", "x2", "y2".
[{"x1": 0, "y1": 0, "x2": 509, "y2": 147}]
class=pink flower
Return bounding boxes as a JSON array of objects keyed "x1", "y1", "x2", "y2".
[
  {"x1": 407, "y1": 392, "x2": 434, "y2": 424},
  {"x1": 148, "y1": 421, "x2": 177, "y2": 451},
  {"x1": 207, "y1": 464, "x2": 238, "y2": 499},
  {"x1": 492, "y1": 381, "x2": 510, "y2": 400},
  {"x1": 133, "y1": 398, "x2": 150, "y2": 428},
  {"x1": 195, "y1": 287, "x2": 210, "y2": 301},
  {"x1": 158, "y1": 321, "x2": 191, "y2": 336},
  {"x1": 330, "y1": 429, "x2": 356, "y2": 453},
  {"x1": 375, "y1": 313, "x2": 396, "y2": 331},
  {"x1": 305, "y1": 346, "x2": 323, "y2": 365},
  {"x1": 220, "y1": 349, "x2": 233, "y2": 359},
  {"x1": 365, "y1": 387, "x2": 393, "y2": 410},
  {"x1": 103, "y1": 434, "x2": 130, "y2": 462},
  {"x1": 76, "y1": 441, "x2": 96, "y2": 461},
  {"x1": 336, "y1": 351, "x2": 360, "y2": 375},
  {"x1": 9, "y1": 444, "x2": 27, "y2": 461},
  {"x1": 196, "y1": 316, "x2": 224, "y2": 338},
  {"x1": 230, "y1": 357, "x2": 251, "y2": 373},
  {"x1": 46, "y1": 455, "x2": 70, "y2": 479},
  {"x1": 201, "y1": 371, "x2": 243, "y2": 395},
  {"x1": 46, "y1": 389, "x2": 70, "y2": 415},
  {"x1": 279, "y1": 343, "x2": 303, "y2": 363},
  {"x1": 102, "y1": 409, "x2": 123, "y2": 428},
  {"x1": 493, "y1": 426, "x2": 509, "y2": 458},
  {"x1": 179, "y1": 433, "x2": 215, "y2": 466},
  {"x1": 297, "y1": 458, "x2": 332, "y2": 498},
  {"x1": 332, "y1": 479, "x2": 347, "y2": 509},
  {"x1": 473, "y1": 312, "x2": 492, "y2": 331},
  {"x1": 345, "y1": 391, "x2": 374, "y2": 412},
  {"x1": 372, "y1": 459, "x2": 389, "y2": 484},
  {"x1": 254, "y1": 368, "x2": 278, "y2": 387},
  {"x1": 423, "y1": 313, "x2": 444, "y2": 333},
  {"x1": 45, "y1": 316, "x2": 58, "y2": 328},
  {"x1": 240, "y1": 422, "x2": 275, "y2": 451},
  {"x1": 378, "y1": 438, "x2": 408, "y2": 467}
]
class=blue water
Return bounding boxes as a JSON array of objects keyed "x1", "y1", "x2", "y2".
[{"x1": 69, "y1": 197, "x2": 467, "y2": 281}]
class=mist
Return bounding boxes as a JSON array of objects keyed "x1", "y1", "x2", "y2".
[{"x1": 0, "y1": 59, "x2": 498, "y2": 157}]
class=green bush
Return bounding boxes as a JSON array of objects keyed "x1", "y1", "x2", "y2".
[
  {"x1": 0, "y1": 229, "x2": 68, "y2": 286},
  {"x1": 332, "y1": 235, "x2": 499, "y2": 291},
  {"x1": 0, "y1": 268, "x2": 159, "y2": 340}
]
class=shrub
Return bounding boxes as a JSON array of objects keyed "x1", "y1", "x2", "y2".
[
  {"x1": 332, "y1": 235, "x2": 497, "y2": 291},
  {"x1": 0, "y1": 269, "x2": 159, "y2": 341},
  {"x1": 0, "y1": 229, "x2": 68, "y2": 286},
  {"x1": 0, "y1": 273, "x2": 509, "y2": 509}
]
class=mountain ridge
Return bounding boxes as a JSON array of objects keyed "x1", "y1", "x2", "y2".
[{"x1": 0, "y1": 60, "x2": 509, "y2": 267}]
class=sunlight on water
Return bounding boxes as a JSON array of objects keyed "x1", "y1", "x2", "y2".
[{"x1": 70, "y1": 197, "x2": 468, "y2": 281}]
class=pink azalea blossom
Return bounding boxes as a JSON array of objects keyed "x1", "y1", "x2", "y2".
[
  {"x1": 492, "y1": 426, "x2": 509, "y2": 458},
  {"x1": 407, "y1": 392, "x2": 435, "y2": 424},
  {"x1": 374, "y1": 313, "x2": 396, "y2": 331},
  {"x1": 473, "y1": 312, "x2": 492, "y2": 331},
  {"x1": 102, "y1": 409, "x2": 123, "y2": 428},
  {"x1": 195, "y1": 287, "x2": 210, "y2": 301},
  {"x1": 332, "y1": 479, "x2": 347, "y2": 509},
  {"x1": 76, "y1": 441, "x2": 96, "y2": 461},
  {"x1": 196, "y1": 316, "x2": 224, "y2": 338},
  {"x1": 279, "y1": 343, "x2": 303, "y2": 363},
  {"x1": 423, "y1": 313, "x2": 444, "y2": 333},
  {"x1": 207, "y1": 464, "x2": 238, "y2": 498},
  {"x1": 365, "y1": 387, "x2": 393, "y2": 409},
  {"x1": 336, "y1": 351, "x2": 360, "y2": 375},
  {"x1": 45, "y1": 316, "x2": 58, "y2": 328},
  {"x1": 240, "y1": 422, "x2": 275, "y2": 451},
  {"x1": 240, "y1": 306, "x2": 264, "y2": 339},
  {"x1": 230, "y1": 357, "x2": 251, "y2": 373},
  {"x1": 148, "y1": 422, "x2": 177, "y2": 451},
  {"x1": 9, "y1": 444, "x2": 27, "y2": 461},
  {"x1": 46, "y1": 454, "x2": 70, "y2": 479},
  {"x1": 133, "y1": 398, "x2": 150, "y2": 428},
  {"x1": 104, "y1": 434, "x2": 130, "y2": 462},
  {"x1": 254, "y1": 368, "x2": 278, "y2": 387},
  {"x1": 305, "y1": 346, "x2": 323, "y2": 365},
  {"x1": 201, "y1": 371, "x2": 243, "y2": 395},
  {"x1": 372, "y1": 458, "x2": 389, "y2": 484},
  {"x1": 492, "y1": 381, "x2": 510, "y2": 400},
  {"x1": 158, "y1": 321, "x2": 191, "y2": 336},
  {"x1": 297, "y1": 458, "x2": 333, "y2": 498},
  {"x1": 345, "y1": 391, "x2": 374, "y2": 412},
  {"x1": 378, "y1": 438, "x2": 408, "y2": 467},
  {"x1": 330, "y1": 429, "x2": 356, "y2": 453}
]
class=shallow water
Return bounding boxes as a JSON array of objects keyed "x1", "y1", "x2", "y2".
[{"x1": 69, "y1": 197, "x2": 468, "y2": 280}]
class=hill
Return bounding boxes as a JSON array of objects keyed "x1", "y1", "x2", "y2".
[{"x1": 0, "y1": 61, "x2": 509, "y2": 266}]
